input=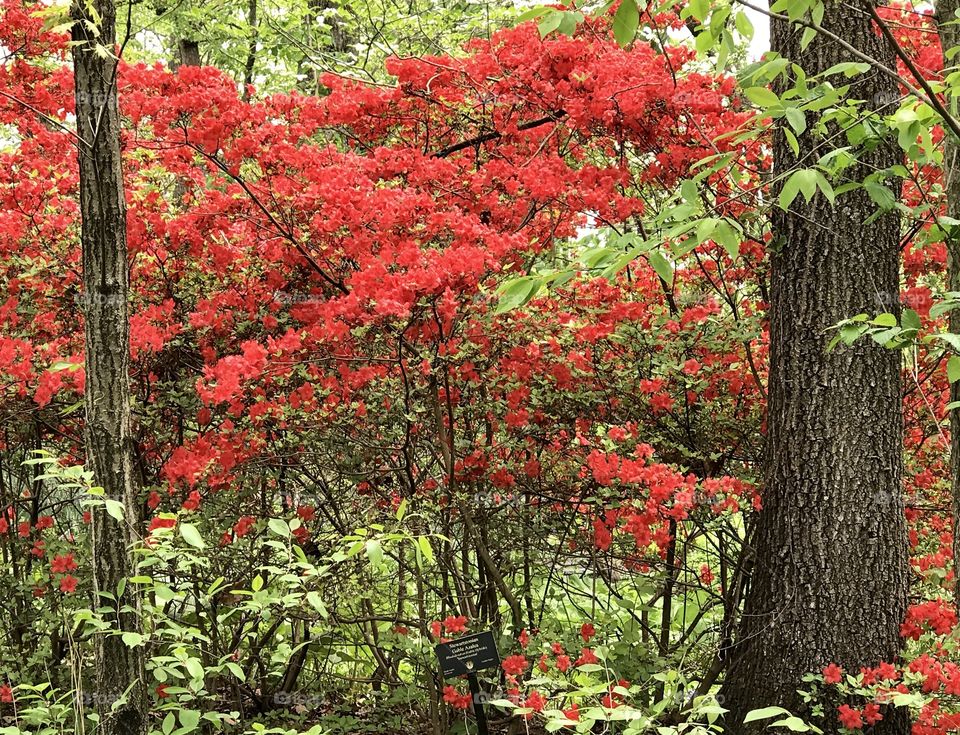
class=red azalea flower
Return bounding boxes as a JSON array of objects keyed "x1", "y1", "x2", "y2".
[
  {"x1": 699, "y1": 564, "x2": 714, "y2": 585},
  {"x1": 522, "y1": 690, "x2": 546, "y2": 717},
  {"x1": 296, "y1": 505, "x2": 316, "y2": 522},
  {"x1": 442, "y1": 685, "x2": 471, "y2": 710},
  {"x1": 575, "y1": 648, "x2": 598, "y2": 666},
  {"x1": 59, "y1": 575, "x2": 79, "y2": 593},
  {"x1": 51, "y1": 553, "x2": 78, "y2": 574},
  {"x1": 864, "y1": 702, "x2": 883, "y2": 726},
  {"x1": 823, "y1": 663, "x2": 843, "y2": 685},
  {"x1": 837, "y1": 704, "x2": 863, "y2": 730},
  {"x1": 442, "y1": 615, "x2": 468, "y2": 634},
  {"x1": 502, "y1": 654, "x2": 528, "y2": 676},
  {"x1": 233, "y1": 515, "x2": 255, "y2": 537},
  {"x1": 148, "y1": 517, "x2": 176, "y2": 534},
  {"x1": 181, "y1": 490, "x2": 201, "y2": 511}
]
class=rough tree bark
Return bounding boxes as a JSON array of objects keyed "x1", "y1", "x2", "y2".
[
  {"x1": 70, "y1": 1, "x2": 148, "y2": 734},
  {"x1": 935, "y1": 0, "x2": 960, "y2": 604},
  {"x1": 177, "y1": 38, "x2": 201, "y2": 68},
  {"x1": 719, "y1": 4, "x2": 910, "y2": 733}
]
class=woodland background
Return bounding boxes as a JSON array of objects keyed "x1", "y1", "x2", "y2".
[{"x1": 0, "y1": 0, "x2": 958, "y2": 733}]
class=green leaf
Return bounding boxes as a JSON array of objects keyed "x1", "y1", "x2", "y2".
[
  {"x1": 179, "y1": 523, "x2": 205, "y2": 549},
  {"x1": 772, "y1": 716, "x2": 815, "y2": 732},
  {"x1": 555, "y1": 10, "x2": 582, "y2": 36},
  {"x1": 687, "y1": 0, "x2": 709, "y2": 21},
  {"x1": 901, "y1": 308, "x2": 922, "y2": 331},
  {"x1": 516, "y1": 6, "x2": 549, "y2": 22},
  {"x1": 821, "y1": 61, "x2": 871, "y2": 78},
  {"x1": 179, "y1": 709, "x2": 201, "y2": 732},
  {"x1": 743, "y1": 86, "x2": 781, "y2": 108},
  {"x1": 714, "y1": 219, "x2": 741, "y2": 259},
  {"x1": 648, "y1": 251, "x2": 674, "y2": 285},
  {"x1": 121, "y1": 632, "x2": 144, "y2": 647},
  {"x1": 612, "y1": 0, "x2": 639, "y2": 46},
  {"x1": 935, "y1": 332, "x2": 960, "y2": 352},
  {"x1": 784, "y1": 107, "x2": 806, "y2": 134},
  {"x1": 948, "y1": 356, "x2": 960, "y2": 384},
  {"x1": 496, "y1": 275, "x2": 541, "y2": 314},
  {"x1": 50, "y1": 361, "x2": 81, "y2": 372},
  {"x1": 744, "y1": 707, "x2": 793, "y2": 724},
  {"x1": 814, "y1": 172, "x2": 835, "y2": 204},
  {"x1": 306, "y1": 591, "x2": 329, "y2": 618},
  {"x1": 734, "y1": 10, "x2": 754, "y2": 39},
  {"x1": 695, "y1": 217, "x2": 718, "y2": 244},
  {"x1": 417, "y1": 536, "x2": 434, "y2": 563},
  {"x1": 779, "y1": 169, "x2": 818, "y2": 209},
  {"x1": 864, "y1": 180, "x2": 896, "y2": 210},
  {"x1": 784, "y1": 128, "x2": 800, "y2": 157},
  {"x1": 537, "y1": 10, "x2": 564, "y2": 37},
  {"x1": 184, "y1": 658, "x2": 204, "y2": 681},
  {"x1": 59, "y1": 399, "x2": 85, "y2": 416},
  {"x1": 694, "y1": 27, "x2": 714, "y2": 54},
  {"x1": 268, "y1": 518, "x2": 291, "y2": 537},
  {"x1": 365, "y1": 539, "x2": 384, "y2": 566},
  {"x1": 396, "y1": 499, "x2": 408, "y2": 522},
  {"x1": 103, "y1": 498, "x2": 126, "y2": 522},
  {"x1": 779, "y1": 172, "x2": 802, "y2": 210}
]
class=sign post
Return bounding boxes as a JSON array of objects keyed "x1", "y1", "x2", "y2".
[
  {"x1": 466, "y1": 669, "x2": 489, "y2": 735},
  {"x1": 434, "y1": 630, "x2": 500, "y2": 735}
]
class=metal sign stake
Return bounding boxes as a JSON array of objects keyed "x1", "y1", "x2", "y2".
[{"x1": 467, "y1": 672, "x2": 489, "y2": 735}]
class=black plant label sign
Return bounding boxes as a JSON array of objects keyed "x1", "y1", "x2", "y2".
[{"x1": 435, "y1": 630, "x2": 501, "y2": 678}]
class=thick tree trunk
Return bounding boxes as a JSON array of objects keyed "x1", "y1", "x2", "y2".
[
  {"x1": 936, "y1": 0, "x2": 960, "y2": 604},
  {"x1": 720, "y1": 5, "x2": 910, "y2": 733},
  {"x1": 177, "y1": 39, "x2": 201, "y2": 68},
  {"x1": 70, "y1": 2, "x2": 148, "y2": 734}
]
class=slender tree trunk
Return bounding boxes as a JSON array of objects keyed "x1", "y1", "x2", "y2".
[
  {"x1": 243, "y1": 0, "x2": 259, "y2": 99},
  {"x1": 936, "y1": 0, "x2": 960, "y2": 604},
  {"x1": 70, "y1": 2, "x2": 147, "y2": 734},
  {"x1": 720, "y1": 5, "x2": 910, "y2": 733}
]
